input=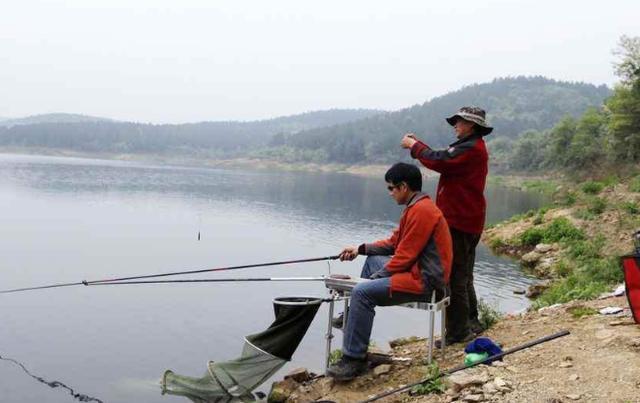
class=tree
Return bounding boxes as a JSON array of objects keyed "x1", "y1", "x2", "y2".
[{"x1": 608, "y1": 36, "x2": 640, "y2": 162}]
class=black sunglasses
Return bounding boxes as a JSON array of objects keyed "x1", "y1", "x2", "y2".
[{"x1": 387, "y1": 183, "x2": 403, "y2": 191}]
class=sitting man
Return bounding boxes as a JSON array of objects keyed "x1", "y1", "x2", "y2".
[{"x1": 327, "y1": 162, "x2": 452, "y2": 381}]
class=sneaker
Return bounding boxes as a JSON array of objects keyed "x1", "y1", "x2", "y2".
[
  {"x1": 326, "y1": 355, "x2": 367, "y2": 381},
  {"x1": 469, "y1": 318, "x2": 484, "y2": 335},
  {"x1": 434, "y1": 331, "x2": 475, "y2": 349}
]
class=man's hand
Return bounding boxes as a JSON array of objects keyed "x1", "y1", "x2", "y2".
[
  {"x1": 338, "y1": 246, "x2": 359, "y2": 261},
  {"x1": 401, "y1": 133, "x2": 418, "y2": 149}
]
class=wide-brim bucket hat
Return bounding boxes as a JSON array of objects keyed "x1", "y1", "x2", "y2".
[{"x1": 446, "y1": 106, "x2": 493, "y2": 136}]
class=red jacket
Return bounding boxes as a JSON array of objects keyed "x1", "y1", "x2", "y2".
[
  {"x1": 410, "y1": 134, "x2": 488, "y2": 234},
  {"x1": 362, "y1": 193, "x2": 452, "y2": 295}
]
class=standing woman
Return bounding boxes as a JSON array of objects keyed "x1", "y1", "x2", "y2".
[{"x1": 401, "y1": 106, "x2": 491, "y2": 344}]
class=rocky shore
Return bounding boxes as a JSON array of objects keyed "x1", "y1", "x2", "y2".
[{"x1": 266, "y1": 176, "x2": 640, "y2": 402}]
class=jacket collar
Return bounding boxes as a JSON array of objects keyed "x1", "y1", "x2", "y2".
[
  {"x1": 406, "y1": 191, "x2": 430, "y2": 207},
  {"x1": 449, "y1": 133, "x2": 482, "y2": 147}
]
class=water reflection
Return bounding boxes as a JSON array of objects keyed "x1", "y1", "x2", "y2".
[{"x1": 0, "y1": 153, "x2": 546, "y2": 403}]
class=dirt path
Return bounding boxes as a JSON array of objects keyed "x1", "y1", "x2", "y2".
[{"x1": 273, "y1": 295, "x2": 639, "y2": 403}]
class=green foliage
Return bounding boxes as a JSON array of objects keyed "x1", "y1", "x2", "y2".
[
  {"x1": 478, "y1": 299, "x2": 502, "y2": 331},
  {"x1": 489, "y1": 237, "x2": 506, "y2": 249},
  {"x1": 522, "y1": 180, "x2": 557, "y2": 196},
  {"x1": 586, "y1": 197, "x2": 607, "y2": 214},
  {"x1": 411, "y1": 363, "x2": 446, "y2": 395},
  {"x1": 608, "y1": 36, "x2": 640, "y2": 162},
  {"x1": 629, "y1": 175, "x2": 640, "y2": 192},
  {"x1": 533, "y1": 274, "x2": 609, "y2": 308},
  {"x1": 622, "y1": 201, "x2": 639, "y2": 214},
  {"x1": 581, "y1": 181, "x2": 605, "y2": 194},
  {"x1": 509, "y1": 130, "x2": 548, "y2": 171},
  {"x1": 534, "y1": 236, "x2": 622, "y2": 307},
  {"x1": 328, "y1": 349, "x2": 342, "y2": 365},
  {"x1": 567, "y1": 305, "x2": 598, "y2": 318},
  {"x1": 561, "y1": 191, "x2": 577, "y2": 206},
  {"x1": 520, "y1": 217, "x2": 585, "y2": 246}
]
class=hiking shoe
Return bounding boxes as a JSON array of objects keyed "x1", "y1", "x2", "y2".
[
  {"x1": 469, "y1": 319, "x2": 484, "y2": 335},
  {"x1": 434, "y1": 332, "x2": 475, "y2": 349},
  {"x1": 326, "y1": 355, "x2": 367, "y2": 381}
]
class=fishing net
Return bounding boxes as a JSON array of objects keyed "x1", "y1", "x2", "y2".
[{"x1": 161, "y1": 297, "x2": 323, "y2": 402}]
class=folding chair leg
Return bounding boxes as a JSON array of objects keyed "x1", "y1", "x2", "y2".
[{"x1": 440, "y1": 304, "x2": 446, "y2": 358}]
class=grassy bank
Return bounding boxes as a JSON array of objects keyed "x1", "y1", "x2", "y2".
[{"x1": 484, "y1": 175, "x2": 638, "y2": 308}]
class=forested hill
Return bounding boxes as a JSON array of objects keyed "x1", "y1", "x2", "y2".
[
  {"x1": 284, "y1": 77, "x2": 611, "y2": 163},
  {"x1": 0, "y1": 109, "x2": 382, "y2": 156},
  {"x1": 0, "y1": 113, "x2": 112, "y2": 127},
  {"x1": 0, "y1": 78, "x2": 609, "y2": 162}
]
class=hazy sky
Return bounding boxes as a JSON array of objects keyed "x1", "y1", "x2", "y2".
[{"x1": 1, "y1": 0, "x2": 639, "y2": 123}]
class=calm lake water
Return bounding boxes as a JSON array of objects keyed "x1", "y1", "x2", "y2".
[{"x1": 0, "y1": 154, "x2": 546, "y2": 403}]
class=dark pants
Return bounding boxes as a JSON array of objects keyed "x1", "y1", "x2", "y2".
[{"x1": 447, "y1": 227, "x2": 481, "y2": 339}]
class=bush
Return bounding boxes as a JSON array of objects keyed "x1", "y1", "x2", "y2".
[
  {"x1": 567, "y1": 305, "x2": 598, "y2": 318},
  {"x1": 521, "y1": 217, "x2": 585, "y2": 246},
  {"x1": 622, "y1": 201, "x2": 640, "y2": 214},
  {"x1": 411, "y1": 363, "x2": 446, "y2": 395},
  {"x1": 586, "y1": 197, "x2": 607, "y2": 214},
  {"x1": 629, "y1": 175, "x2": 640, "y2": 192},
  {"x1": 533, "y1": 274, "x2": 609, "y2": 308},
  {"x1": 581, "y1": 181, "x2": 605, "y2": 194},
  {"x1": 520, "y1": 227, "x2": 545, "y2": 246},
  {"x1": 478, "y1": 299, "x2": 502, "y2": 331}
]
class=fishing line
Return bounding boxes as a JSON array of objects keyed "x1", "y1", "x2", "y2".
[
  {"x1": 0, "y1": 354, "x2": 103, "y2": 403},
  {"x1": 0, "y1": 255, "x2": 340, "y2": 294}
]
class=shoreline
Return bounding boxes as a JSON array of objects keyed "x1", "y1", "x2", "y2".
[
  {"x1": 0, "y1": 148, "x2": 440, "y2": 179},
  {"x1": 267, "y1": 175, "x2": 639, "y2": 402}
]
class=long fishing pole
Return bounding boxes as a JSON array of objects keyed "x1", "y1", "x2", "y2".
[
  {"x1": 88, "y1": 276, "x2": 328, "y2": 286},
  {"x1": 357, "y1": 330, "x2": 570, "y2": 403},
  {"x1": 0, "y1": 255, "x2": 340, "y2": 294}
]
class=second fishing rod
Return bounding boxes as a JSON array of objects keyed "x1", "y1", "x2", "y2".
[{"x1": 0, "y1": 255, "x2": 340, "y2": 294}]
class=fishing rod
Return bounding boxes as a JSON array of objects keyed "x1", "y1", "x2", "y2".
[
  {"x1": 0, "y1": 255, "x2": 340, "y2": 294},
  {"x1": 357, "y1": 330, "x2": 570, "y2": 403},
  {"x1": 88, "y1": 276, "x2": 328, "y2": 286}
]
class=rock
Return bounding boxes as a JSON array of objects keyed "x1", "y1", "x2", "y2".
[
  {"x1": 482, "y1": 382, "x2": 498, "y2": 395},
  {"x1": 389, "y1": 335, "x2": 423, "y2": 348},
  {"x1": 463, "y1": 394, "x2": 485, "y2": 402},
  {"x1": 559, "y1": 361, "x2": 573, "y2": 368},
  {"x1": 447, "y1": 373, "x2": 490, "y2": 393},
  {"x1": 535, "y1": 243, "x2": 553, "y2": 253},
  {"x1": 528, "y1": 282, "x2": 551, "y2": 298},
  {"x1": 566, "y1": 394, "x2": 581, "y2": 400},
  {"x1": 268, "y1": 378, "x2": 298, "y2": 403},
  {"x1": 613, "y1": 284, "x2": 626, "y2": 296},
  {"x1": 373, "y1": 364, "x2": 391, "y2": 376},
  {"x1": 513, "y1": 289, "x2": 526, "y2": 295},
  {"x1": 522, "y1": 251, "x2": 542, "y2": 265},
  {"x1": 599, "y1": 306, "x2": 623, "y2": 315},
  {"x1": 284, "y1": 367, "x2": 311, "y2": 383},
  {"x1": 569, "y1": 374, "x2": 579, "y2": 381},
  {"x1": 367, "y1": 347, "x2": 393, "y2": 365},
  {"x1": 494, "y1": 377, "x2": 511, "y2": 389}
]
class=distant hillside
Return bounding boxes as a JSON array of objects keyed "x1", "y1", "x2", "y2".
[
  {"x1": 0, "y1": 109, "x2": 382, "y2": 155},
  {"x1": 0, "y1": 113, "x2": 112, "y2": 127},
  {"x1": 286, "y1": 77, "x2": 611, "y2": 163}
]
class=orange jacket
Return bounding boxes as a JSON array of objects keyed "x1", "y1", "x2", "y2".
[{"x1": 362, "y1": 193, "x2": 452, "y2": 295}]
